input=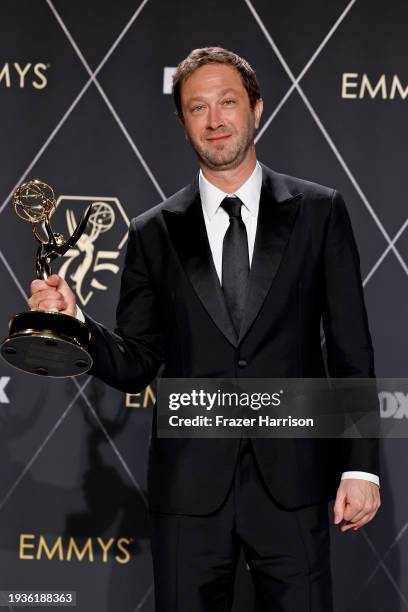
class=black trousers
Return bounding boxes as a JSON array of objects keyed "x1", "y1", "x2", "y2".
[{"x1": 150, "y1": 439, "x2": 333, "y2": 612}]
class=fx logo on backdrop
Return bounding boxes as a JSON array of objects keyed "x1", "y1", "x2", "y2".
[
  {"x1": 379, "y1": 392, "x2": 408, "y2": 420},
  {"x1": 53, "y1": 196, "x2": 129, "y2": 306},
  {"x1": 0, "y1": 376, "x2": 10, "y2": 403}
]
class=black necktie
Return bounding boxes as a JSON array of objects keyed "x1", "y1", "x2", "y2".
[{"x1": 220, "y1": 196, "x2": 250, "y2": 335}]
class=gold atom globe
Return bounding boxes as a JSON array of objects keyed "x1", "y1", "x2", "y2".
[{"x1": 13, "y1": 179, "x2": 56, "y2": 224}]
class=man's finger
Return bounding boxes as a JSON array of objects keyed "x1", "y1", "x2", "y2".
[
  {"x1": 37, "y1": 299, "x2": 66, "y2": 312},
  {"x1": 341, "y1": 512, "x2": 373, "y2": 532},
  {"x1": 354, "y1": 506, "x2": 380, "y2": 530},
  {"x1": 343, "y1": 493, "x2": 372, "y2": 520},
  {"x1": 341, "y1": 504, "x2": 380, "y2": 531},
  {"x1": 341, "y1": 518, "x2": 364, "y2": 532},
  {"x1": 352, "y1": 513, "x2": 376, "y2": 530},
  {"x1": 28, "y1": 290, "x2": 63, "y2": 310},
  {"x1": 344, "y1": 502, "x2": 369, "y2": 525},
  {"x1": 31, "y1": 279, "x2": 51, "y2": 293},
  {"x1": 45, "y1": 274, "x2": 61, "y2": 287},
  {"x1": 31, "y1": 289, "x2": 62, "y2": 302}
]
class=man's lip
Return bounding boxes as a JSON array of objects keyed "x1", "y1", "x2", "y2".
[{"x1": 206, "y1": 135, "x2": 231, "y2": 142}]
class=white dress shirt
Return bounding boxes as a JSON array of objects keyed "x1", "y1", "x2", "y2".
[
  {"x1": 78, "y1": 162, "x2": 379, "y2": 487},
  {"x1": 199, "y1": 161, "x2": 262, "y2": 283}
]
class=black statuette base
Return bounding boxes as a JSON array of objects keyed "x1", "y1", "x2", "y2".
[{"x1": 1, "y1": 310, "x2": 93, "y2": 377}]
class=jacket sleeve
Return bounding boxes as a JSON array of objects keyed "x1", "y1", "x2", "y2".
[
  {"x1": 84, "y1": 218, "x2": 165, "y2": 393},
  {"x1": 322, "y1": 190, "x2": 379, "y2": 476}
]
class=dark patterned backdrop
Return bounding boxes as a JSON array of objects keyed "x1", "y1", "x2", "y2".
[{"x1": 0, "y1": 1, "x2": 407, "y2": 610}]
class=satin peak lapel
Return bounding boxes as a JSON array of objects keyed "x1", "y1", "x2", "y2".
[
  {"x1": 163, "y1": 190, "x2": 238, "y2": 347},
  {"x1": 238, "y1": 187, "x2": 302, "y2": 343}
]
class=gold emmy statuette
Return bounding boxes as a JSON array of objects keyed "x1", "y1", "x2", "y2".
[{"x1": 0, "y1": 179, "x2": 93, "y2": 377}]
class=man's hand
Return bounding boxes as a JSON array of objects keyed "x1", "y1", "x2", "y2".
[
  {"x1": 333, "y1": 479, "x2": 381, "y2": 532},
  {"x1": 28, "y1": 274, "x2": 77, "y2": 318}
]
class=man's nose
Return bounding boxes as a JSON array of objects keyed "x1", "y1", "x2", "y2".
[{"x1": 207, "y1": 105, "x2": 224, "y2": 130}]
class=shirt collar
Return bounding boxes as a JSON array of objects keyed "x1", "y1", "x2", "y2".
[{"x1": 199, "y1": 161, "x2": 262, "y2": 220}]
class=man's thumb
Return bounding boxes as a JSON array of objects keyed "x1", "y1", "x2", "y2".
[
  {"x1": 333, "y1": 494, "x2": 345, "y2": 525},
  {"x1": 45, "y1": 274, "x2": 60, "y2": 287}
]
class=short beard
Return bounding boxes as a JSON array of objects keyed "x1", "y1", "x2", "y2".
[{"x1": 189, "y1": 119, "x2": 256, "y2": 171}]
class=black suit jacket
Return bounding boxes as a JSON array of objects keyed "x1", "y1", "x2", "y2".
[{"x1": 85, "y1": 163, "x2": 379, "y2": 514}]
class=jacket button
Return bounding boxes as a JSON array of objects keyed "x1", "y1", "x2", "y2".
[{"x1": 238, "y1": 359, "x2": 247, "y2": 367}]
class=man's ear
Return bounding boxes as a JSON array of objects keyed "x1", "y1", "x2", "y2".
[{"x1": 254, "y1": 98, "x2": 263, "y2": 129}]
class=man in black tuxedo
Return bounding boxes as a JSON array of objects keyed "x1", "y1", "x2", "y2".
[{"x1": 29, "y1": 48, "x2": 380, "y2": 611}]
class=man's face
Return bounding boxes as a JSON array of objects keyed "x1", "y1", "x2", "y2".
[{"x1": 180, "y1": 63, "x2": 263, "y2": 171}]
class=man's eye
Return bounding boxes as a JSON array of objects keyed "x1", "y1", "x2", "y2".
[
  {"x1": 223, "y1": 99, "x2": 236, "y2": 106},
  {"x1": 192, "y1": 105, "x2": 204, "y2": 113}
]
